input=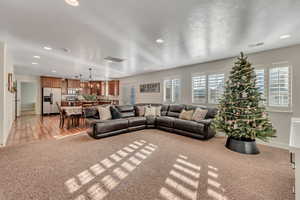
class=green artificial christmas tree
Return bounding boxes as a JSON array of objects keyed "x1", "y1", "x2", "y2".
[{"x1": 213, "y1": 52, "x2": 276, "y2": 153}]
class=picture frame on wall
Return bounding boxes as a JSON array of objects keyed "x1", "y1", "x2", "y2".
[
  {"x1": 140, "y1": 82, "x2": 160, "y2": 93},
  {"x1": 8, "y1": 73, "x2": 13, "y2": 93}
]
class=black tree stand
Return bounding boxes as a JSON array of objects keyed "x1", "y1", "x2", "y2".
[{"x1": 225, "y1": 137, "x2": 260, "y2": 155}]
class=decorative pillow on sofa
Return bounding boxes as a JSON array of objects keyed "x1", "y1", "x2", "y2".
[
  {"x1": 136, "y1": 106, "x2": 146, "y2": 116},
  {"x1": 110, "y1": 106, "x2": 121, "y2": 119},
  {"x1": 97, "y1": 105, "x2": 112, "y2": 120},
  {"x1": 144, "y1": 106, "x2": 156, "y2": 116},
  {"x1": 179, "y1": 109, "x2": 194, "y2": 120},
  {"x1": 192, "y1": 108, "x2": 208, "y2": 122},
  {"x1": 154, "y1": 106, "x2": 161, "y2": 117}
]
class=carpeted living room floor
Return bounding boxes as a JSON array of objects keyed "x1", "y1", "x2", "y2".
[{"x1": 0, "y1": 129, "x2": 295, "y2": 200}]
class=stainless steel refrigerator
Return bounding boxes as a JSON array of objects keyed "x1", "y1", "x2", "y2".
[{"x1": 42, "y1": 88, "x2": 62, "y2": 115}]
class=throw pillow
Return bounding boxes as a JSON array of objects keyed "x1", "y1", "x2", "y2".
[
  {"x1": 136, "y1": 106, "x2": 146, "y2": 116},
  {"x1": 97, "y1": 105, "x2": 112, "y2": 120},
  {"x1": 144, "y1": 106, "x2": 156, "y2": 117},
  {"x1": 192, "y1": 108, "x2": 208, "y2": 122},
  {"x1": 179, "y1": 109, "x2": 194, "y2": 121},
  {"x1": 110, "y1": 106, "x2": 121, "y2": 119},
  {"x1": 154, "y1": 106, "x2": 162, "y2": 117}
]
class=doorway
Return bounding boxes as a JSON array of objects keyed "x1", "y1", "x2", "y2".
[{"x1": 20, "y1": 82, "x2": 37, "y2": 116}]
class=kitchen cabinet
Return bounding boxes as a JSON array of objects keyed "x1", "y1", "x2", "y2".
[
  {"x1": 61, "y1": 79, "x2": 68, "y2": 95},
  {"x1": 52, "y1": 78, "x2": 62, "y2": 88},
  {"x1": 41, "y1": 77, "x2": 62, "y2": 88},
  {"x1": 67, "y1": 79, "x2": 80, "y2": 88},
  {"x1": 108, "y1": 80, "x2": 119, "y2": 96}
]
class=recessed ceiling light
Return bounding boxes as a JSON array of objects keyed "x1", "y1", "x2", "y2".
[
  {"x1": 32, "y1": 62, "x2": 38, "y2": 65},
  {"x1": 44, "y1": 46, "x2": 52, "y2": 50},
  {"x1": 280, "y1": 34, "x2": 291, "y2": 39},
  {"x1": 156, "y1": 38, "x2": 164, "y2": 44},
  {"x1": 65, "y1": 0, "x2": 79, "y2": 7},
  {"x1": 33, "y1": 55, "x2": 40, "y2": 59},
  {"x1": 52, "y1": 70, "x2": 57, "y2": 73}
]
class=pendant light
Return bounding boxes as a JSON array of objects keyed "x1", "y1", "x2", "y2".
[
  {"x1": 89, "y1": 68, "x2": 93, "y2": 89},
  {"x1": 79, "y1": 74, "x2": 84, "y2": 88}
]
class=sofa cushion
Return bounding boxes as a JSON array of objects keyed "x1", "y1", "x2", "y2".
[
  {"x1": 205, "y1": 107, "x2": 218, "y2": 119},
  {"x1": 167, "y1": 104, "x2": 185, "y2": 118},
  {"x1": 156, "y1": 116, "x2": 175, "y2": 128},
  {"x1": 97, "y1": 105, "x2": 112, "y2": 120},
  {"x1": 120, "y1": 112, "x2": 135, "y2": 118},
  {"x1": 116, "y1": 105, "x2": 135, "y2": 112},
  {"x1": 161, "y1": 104, "x2": 169, "y2": 116},
  {"x1": 95, "y1": 119, "x2": 128, "y2": 134},
  {"x1": 179, "y1": 109, "x2": 194, "y2": 121},
  {"x1": 173, "y1": 118, "x2": 205, "y2": 133},
  {"x1": 146, "y1": 116, "x2": 156, "y2": 125},
  {"x1": 185, "y1": 105, "x2": 206, "y2": 111},
  {"x1": 115, "y1": 105, "x2": 136, "y2": 118},
  {"x1": 128, "y1": 117, "x2": 147, "y2": 127}
]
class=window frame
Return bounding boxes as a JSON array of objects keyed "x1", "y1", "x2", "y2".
[
  {"x1": 191, "y1": 73, "x2": 207, "y2": 104},
  {"x1": 267, "y1": 62, "x2": 292, "y2": 112},
  {"x1": 207, "y1": 73, "x2": 225, "y2": 104},
  {"x1": 163, "y1": 77, "x2": 181, "y2": 103}
]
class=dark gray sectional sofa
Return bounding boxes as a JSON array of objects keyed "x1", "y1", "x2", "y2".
[{"x1": 85, "y1": 104, "x2": 217, "y2": 140}]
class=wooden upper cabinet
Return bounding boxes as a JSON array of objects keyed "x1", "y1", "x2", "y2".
[
  {"x1": 41, "y1": 77, "x2": 62, "y2": 88},
  {"x1": 41, "y1": 77, "x2": 52, "y2": 88},
  {"x1": 67, "y1": 79, "x2": 80, "y2": 88},
  {"x1": 52, "y1": 78, "x2": 62, "y2": 88},
  {"x1": 61, "y1": 79, "x2": 68, "y2": 94},
  {"x1": 108, "y1": 80, "x2": 120, "y2": 96}
]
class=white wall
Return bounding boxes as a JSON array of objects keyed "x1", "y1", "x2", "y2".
[
  {"x1": 120, "y1": 45, "x2": 300, "y2": 149},
  {"x1": 0, "y1": 41, "x2": 15, "y2": 146},
  {"x1": 15, "y1": 74, "x2": 41, "y2": 116}
]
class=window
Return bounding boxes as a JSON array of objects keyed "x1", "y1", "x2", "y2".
[
  {"x1": 164, "y1": 79, "x2": 180, "y2": 103},
  {"x1": 269, "y1": 64, "x2": 290, "y2": 107},
  {"x1": 255, "y1": 69, "x2": 265, "y2": 98},
  {"x1": 192, "y1": 75, "x2": 206, "y2": 103},
  {"x1": 208, "y1": 74, "x2": 224, "y2": 104}
]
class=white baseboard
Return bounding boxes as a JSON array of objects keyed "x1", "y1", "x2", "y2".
[{"x1": 256, "y1": 140, "x2": 290, "y2": 150}]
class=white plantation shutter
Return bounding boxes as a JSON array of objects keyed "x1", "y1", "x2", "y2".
[
  {"x1": 269, "y1": 63, "x2": 290, "y2": 107},
  {"x1": 172, "y1": 79, "x2": 180, "y2": 103},
  {"x1": 208, "y1": 74, "x2": 224, "y2": 104},
  {"x1": 164, "y1": 80, "x2": 172, "y2": 102},
  {"x1": 192, "y1": 75, "x2": 206, "y2": 103},
  {"x1": 255, "y1": 69, "x2": 265, "y2": 98},
  {"x1": 164, "y1": 79, "x2": 180, "y2": 103}
]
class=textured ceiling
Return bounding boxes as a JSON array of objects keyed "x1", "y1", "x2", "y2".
[{"x1": 0, "y1": 0, "x2": 300, "y2": 80}]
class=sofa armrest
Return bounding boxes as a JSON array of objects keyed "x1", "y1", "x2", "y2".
[
  {"x1": 197, "y1": 119, "x2": 216, "y2": 139},
  {"x1": 197, "y1": 119, "x2": 213, "y2": 126}
]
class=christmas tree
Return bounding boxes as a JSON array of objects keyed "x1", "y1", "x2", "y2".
[{"x1": 213, "y1": 52, "x2": 276, "y2": 142}]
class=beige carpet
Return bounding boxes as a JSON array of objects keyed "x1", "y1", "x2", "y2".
[{"x1": 0, "y1": 129, "x2": 295, "y2": 200}]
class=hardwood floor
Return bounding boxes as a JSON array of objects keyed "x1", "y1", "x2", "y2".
[{"x1": 6, "y1": 115, "x2": 88, "y2": 146}]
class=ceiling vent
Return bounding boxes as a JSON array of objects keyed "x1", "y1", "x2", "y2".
[
  {"x1": 248, "y1": 42, "x2": 264, "y2": 48},
  {"x1": 104, "y1": 56, "x2": 125, "y2": 63},
  {"x1": 60, "y1": 48, "x2": 71, "y2": 53}
]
